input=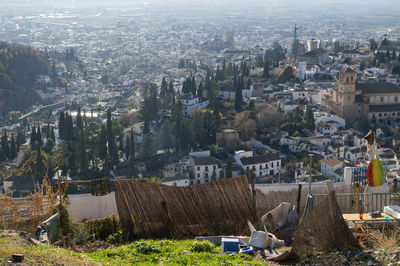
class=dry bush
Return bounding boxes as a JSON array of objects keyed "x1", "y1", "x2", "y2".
[
  {"x1": 0, "y1": 178, "x2": 56, "y2": 233},
  {"x1": 361, "y1": 227, "x2": 400, "y2": 250}
]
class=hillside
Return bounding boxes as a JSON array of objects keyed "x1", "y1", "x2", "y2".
[{"x1": 0, "y1": 42, "x2": 48, "y2": 114}]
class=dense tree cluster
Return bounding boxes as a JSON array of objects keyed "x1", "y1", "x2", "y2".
[{"x1": 0, "y1": 42, "x2": 49, "y2": 112}]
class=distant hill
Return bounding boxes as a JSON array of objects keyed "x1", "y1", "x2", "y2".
[{"x1": 0, "y1": 42, "x2": 48, "y2": 114}]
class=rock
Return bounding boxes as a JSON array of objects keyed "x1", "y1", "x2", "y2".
[
  {"x1": 367, "y1": 260, "x2": 375, "y2": 266},
  {"x1": 392, "y1": 254, "x2": 399, "y2": 262}
]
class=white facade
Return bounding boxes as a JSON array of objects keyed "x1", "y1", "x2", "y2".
[
  {"x1": 189, "y1": 156, "x2": 222, "y2": 184},
  {"x1": 321, "y1": 159, "x2": 344, "y2": 180},
  {"x1": 98, "y1": 91, "x2": 121, "y2": 101},
  {"x1": 236, "y1": 153, "x2": 281, "y2": 178},
  {"x1": 176, "y1": 94, "x2": 209, "y2": 116}
]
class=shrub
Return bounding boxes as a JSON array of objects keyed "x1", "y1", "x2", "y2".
[
  {"x1": 72, "y1": 223, "x2": 92, "y2": 245},
  {"x1": 133, "y1": 241, "x2": 161, "y2": 254},
  {"x1": 190, "y1": 240, "x2": 215, "y2": 253},
  {"x1": 106, "y1": 230, "x2": 127, "y2": 245},
  {"x1": 83, "y1": 215, "x2": 120, "y2": 241}
]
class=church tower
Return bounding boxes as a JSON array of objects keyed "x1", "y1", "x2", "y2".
[{"x1": 335, "y1": 67, "x2": 359, "y2": 124}]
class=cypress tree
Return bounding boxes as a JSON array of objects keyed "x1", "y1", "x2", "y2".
[
  {"x1": 106, "y1": 109, "x2": 118, "y2": 166},
  {"x1": 35, "y1": 148, "x2": 44, "y2": 184},
  {"x1": 263, "y1": 60, "x2": 270, "y2": 78},
  {"x1": 50, "y1": 127, "x2": 55, "y2": 140},
  {"x1": 97, "y1": 126, "x2": 107, "y2": 160},
  {"x1": 169, "y1": 81, "x2": 174, "y2": 94},
  {"x1": 37, "y1": 126, "x2": 42, "y2": 147},
  {"x1": 1, "y1": 131, "x2": 9, "y2": 160},
  {"x1": 76, "y1": 107, "x2": 83, "y2": 129},
  {"x1": 59, "y1": 111, "x2": 65, "y2": 140},
  {"x1": 30, "y1": 126, "x2": 37, "y2": 147},
  {"x1": 234, "y1": 77, "x2": 242, "y2": 112},
  {"x1": 16, "y1": 131, "x2": 21, "y2": 152},
  {"x1": 130, "y1": 129, "x2": 135, "y2": 160},
  {"x1": 126, "y1": 136, "x2": 130, "y2": 159},
  {"x1": 191, "y1": 76, "x2": 196, "y2": 96},
  {"x1": 79, "y1": 129, "x2": 88, "y2": 174},
  {"x1": 10, "y1": 134, "x2": 17, "y2": 159},
  {"x1": 198, "y1": 81, "x2": 203, "y2": 97}
]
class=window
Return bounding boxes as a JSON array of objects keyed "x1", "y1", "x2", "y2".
[
  {"x1": 346, "y1": 77, "x2": 349, "y2": 83},
  {"x1": 379, "y1": 113, "x2": 382, "y2": 117},
  {"x1": 205, "y1": 173, "x2": 209, "y2": 178},
  {"x1": 271, "y1": 162, "x2": 274, "y2": 168},
  {"x1": 277, "y1": 161, "x2": 280, "y2": 167},
  {"x1": 270, "y1": 170, "x2": 274, "y2": 175},
  {"x1": 351, "y1": 76, "x2": 353, "y2": 82},
  {"x1": 197, "y1": 173, "x2": 200, "y2": 178},
  {"x1": 197, "y1": 166, "x2": 200, "y2": 171},
  {"x1": 260, "y1": 165, "x2": 263, "y2": 169},
  {"x1": 252, "y1": 166, "x2": 256, "y2": 171},
  {"x1": 396, "y1": 96, "x2": 398, "y2": 102},
  {"x1": 265, "y1": 164, "x2": 268, "y2": 169},
  {"x1": 259, "y1": 172, "x2": 262, "y2": 176},
  {"x1": 205, "y1": 166, "x2": 208, "y2": 171},
  {"x1": 213, "y1": 165, "x2": 216, "y2": 171},
  {"x1": 246, "y1": 166, "x2": 249, "y2": 171},
  {"x1": 384, "y1": 113, "x2": 387, "y2": 117},
  {"x1": 381, "y1": 97, "x2": 384, "y2": 102}
]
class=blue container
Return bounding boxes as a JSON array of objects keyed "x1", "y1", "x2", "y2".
[{"x1": 221, "y1": 238, "x2": 239, "y2": 253}]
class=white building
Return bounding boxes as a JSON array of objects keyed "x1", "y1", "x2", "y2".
[
  {"x1": 320, "y1": 158, "x2": 344, "y2": 181},
  {"x1": 176, "y1": 94, "x2": 209, "y2": 116},
  {"x1": 98, "y1": 91, "x2": 121, "y2": 101},
  {"x1": 317, "y1": 121, "x2": 339, "y2": 136},
  {"x1": 189, "y1": 156, "x2": 223, "y2": 184},
  {"x1": 235, "y1": 152, "x2": 281, "y2": 178}
]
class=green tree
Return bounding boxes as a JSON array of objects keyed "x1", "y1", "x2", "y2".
[
  {"x1": 78, "y1": 129, "x2": 88, "y2": 175},
  {"x1": 10, "y1": 134, "x2": 17, "y2": 159},
  {"x1": 234, "y1": 76, "x2": 243, "y2": 112},
  {"x1": 106, "y1": 109, "x2": 118, "y2": 166},
  {"x1": 76, "y1": 107, "x2": 83, "y2": 129},
  {"x1": 161, "y1": 120, "x2": 174, "y2": 152},
  {"x1": 59, "y1": 111, "x2": 65, "y2": 140},
  {"x1": 197, "y1": 80, "x2": 203, "y2": 97},
  {"x1": 369, "y1": 38, "x2": 377, "y2": 51},
  {"x1": 1, "y1": 131, "x2": 9, "y2": 160},
  {"x1": 125, "y1": 135, "x2": 130, "y2": 159},
  {"x1": 130, "y1": 129, "x2": 135, "y2": 160},
  {"x1": 97, "y1": 125, "x2": 107, "y2": 161},
  {"x1": 263, "y1": 60, "x2": 270, "y2": 78}
]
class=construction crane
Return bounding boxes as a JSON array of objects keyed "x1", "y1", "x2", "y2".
[{"x1": 293, "y1": 24, "x2": 302, "y2": 60}]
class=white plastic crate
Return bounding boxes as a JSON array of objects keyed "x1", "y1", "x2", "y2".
[{"x1": 384, "y1": 206, "x2": 400, "y2": 219}]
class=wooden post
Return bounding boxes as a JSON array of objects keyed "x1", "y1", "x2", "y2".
[
  {"x1": 296, "y1": 184, "x2": 302, "y2": 216},
  {"x1": 249, "y1": 171, "x2": 257, "y2": 218}
]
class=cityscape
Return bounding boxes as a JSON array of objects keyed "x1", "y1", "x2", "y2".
[{"x1": 1, "y1": 0, "x2": 400, "y2": 264}]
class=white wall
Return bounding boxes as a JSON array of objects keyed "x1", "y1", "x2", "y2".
[{"x1": 68, "y1": 192, "x2": 118, "y2": 221}]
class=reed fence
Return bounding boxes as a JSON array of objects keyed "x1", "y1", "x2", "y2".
[{"x1": 114, "y1": 176, "x2": 256, "y2": 238}]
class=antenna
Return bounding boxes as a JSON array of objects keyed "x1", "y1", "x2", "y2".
[{"x1": 293, "y1": 24, "x2": 302, "y2": 61}]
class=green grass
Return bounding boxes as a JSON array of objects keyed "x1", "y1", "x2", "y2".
[
  {"x1": 0, "y1": 233, "x2": 264, "y2": 265},
  {"x1": 87, "y1": 239, "x2": 263, "y2": 265}
]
